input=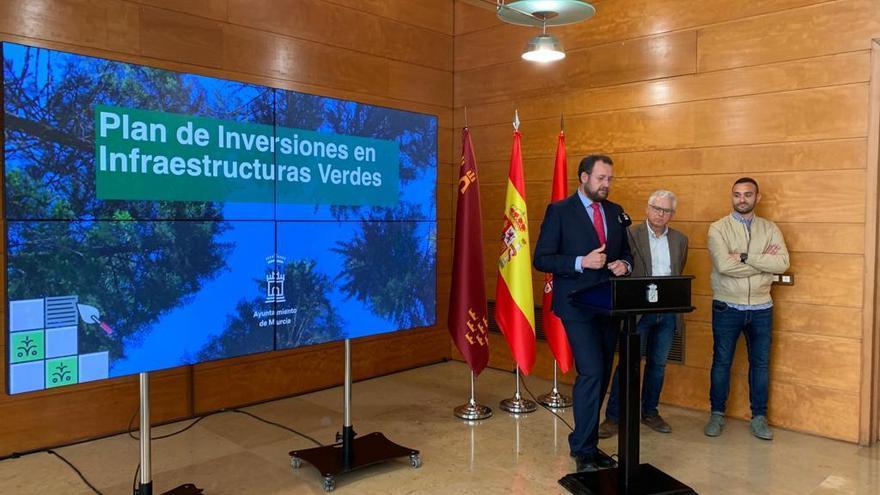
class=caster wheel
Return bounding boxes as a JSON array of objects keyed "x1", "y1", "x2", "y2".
[
  {"x1": 290, "y1": 456, "x2": 301, "y2": 469},
  {"x1": 410, "y1": 454, "x2": 422, "y2": 469},
  {"x1": 322, "y1": 477, "x2": 335, "y2": 492}
]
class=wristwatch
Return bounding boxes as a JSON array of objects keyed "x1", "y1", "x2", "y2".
[{"x1": 740, "y1": 253, "x2": 748, "y2": 263}]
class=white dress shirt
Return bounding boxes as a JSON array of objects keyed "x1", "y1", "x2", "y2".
[{"x1": 648, "y1": 223, "x2": 672, "y2": 276}]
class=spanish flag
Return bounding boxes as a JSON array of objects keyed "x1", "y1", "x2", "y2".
[{"x1": 494, "y1": 117, "x2": 536, "y2": 375}]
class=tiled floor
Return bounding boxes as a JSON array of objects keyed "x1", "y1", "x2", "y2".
[{"x1": 1, "y1": 361, "x2": 878, "y2": 494}]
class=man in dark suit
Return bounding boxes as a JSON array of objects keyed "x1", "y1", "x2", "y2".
[
  {"x1": 534, "y1": 154, "x2": 633, "y2": 472},
  {"x1": 598, "y1": 190, "x2": 689, "y2": 438}
]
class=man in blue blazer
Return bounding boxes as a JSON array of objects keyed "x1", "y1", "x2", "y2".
[{"x1": 534, "y1": 154, "x2": 633, "y2": 472}]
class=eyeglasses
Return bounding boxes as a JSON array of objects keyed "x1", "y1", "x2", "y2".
[{"x1": 648, "y1": 204, "x2": 675, "y2": 215}]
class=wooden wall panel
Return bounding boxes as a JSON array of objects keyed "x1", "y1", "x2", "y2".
[
  {"x1": 140, "y1": 6, "x2": 225, "y2": 68},
  {"x1": 456, "y1": 30, "x2": 697, "y2": 106},
  {"x1": 327, "y1": 0, "x2": 454, "y2": 34},
  {"x1": 454, "y1": 0, "x2": 880, "y2": 442},
  {"x1": 0, "y1": 368, "x2": 191, "y2": 456},
  {"x1": 0, "y1": 0, "x2": 453, "y2": 458},
  {"x1": 454, "y1": 0, "x2": 829, "y2": 71},
  {"x1": 459, "y1": 84, "x2": 867, "y2": 161},
  {"x1": 0, "y1": 0, "x2": 140, "y2": 53},
  {"x1": 227, "y1": 0, "x2": 452, "y2": 71},
  {"x1": 455, "y1": 51, "x2": 871, "y2": 129},
  {"x1": 194, "y1": 327, "x2": 449, "y2": 412},
  {"x1": 133, "y1": 0, "x2": 229, "y2": 21},
  {"x1": 697, "y1": 0, "x2": 880, "y2": 72},
  {"x1": 661, "y1": 364, "x2": 860, "y2": 441}
]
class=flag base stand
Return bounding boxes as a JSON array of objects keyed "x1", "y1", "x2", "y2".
[
  {"x1": 499, "y1": 395, "x2": 537, "y2": 414},
  {"x1": 289, "y1": 340, "x2": 421, "y2": 492},
  {"x1": 538, "y1": 362, "x2": 572, "y2": 409},
  {"x1": 454, "y1": 400, "x2": 493, "y2": 421},
  {"x1": 500, "y1": 368, "x2": 537, "y2": 414},
  {"x1": 454, "y1": 370, "x2": 493, "y2": 421},
  {"x1": 537, "y1": 389, "x2": 572, "y2": 409}
]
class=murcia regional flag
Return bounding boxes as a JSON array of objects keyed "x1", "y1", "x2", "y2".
[
  {"x1": 448, "y1": 126, "x2": 490, "y2": 375},
  {"x1": 494, "y1": 116, "x2": 536, "y2": 375}
]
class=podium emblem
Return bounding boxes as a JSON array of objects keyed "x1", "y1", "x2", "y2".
[{"x1": 646, "y1": 283, "x2": 658, "y2": 303}]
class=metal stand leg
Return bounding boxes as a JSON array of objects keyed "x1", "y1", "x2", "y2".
[
  {"x1": 454, "y1": 371, "x2": 493, "y2": 420},
  {"x1": 136, "y1": 373, "x2": 203, "y2": 495},
  {"x1": 138, "y1": 372, "x2": 152, "y2": 495},
  {"x1": 618, "y1": 314, "x2": 641, "y2": 489},
  {"x1": 289, "y1": 339, "x2": 421, "y2": 492},
  {"x1": 538, "y1": 362, "x2": 573, "y2": 409},
  {"x1": 499, "y1": 368, "x2": 537, "y2": 414}
]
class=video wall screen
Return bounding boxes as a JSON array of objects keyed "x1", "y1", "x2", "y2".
[{"x1": 2, "y1": 42, "x2": 437, "y2": 394}]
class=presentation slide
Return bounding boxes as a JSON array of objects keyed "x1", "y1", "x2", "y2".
[{"x1": 2, "y1": 42, "x2": 437, "y2": 394}]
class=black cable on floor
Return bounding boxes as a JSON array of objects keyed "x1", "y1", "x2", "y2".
[
  {"x1": 127, "y1": 411, "x2": 219, "y2": 441},
  {"x1": 132, "y1": 463, "x2": 140, "y2": 495},
  {"x1": 518, "y1": 372, "x2": 618, "y2": 461},
  {"x1": 230, "y1": 408, "x2": 324, "y2": 447},
  {"x1": 46, "y1": 450, "x2": 104, "y2": 495},
  {"x1": 127, "y1": 406, "x2": 325, "y2": 492},
  {"x1": 517, "y1": 372, "x2": 575, "y2": 432}
]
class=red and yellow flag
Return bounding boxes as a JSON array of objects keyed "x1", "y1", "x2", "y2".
[
  {"x1": 542, "y1": 130, "x2": 573, "y2": 373},
  {"x1": 448, "y1": 127, "x2": 490, "y2": 376},
  {"x1": 494, "y1": 125, "x2": 536, "y2": 375}
]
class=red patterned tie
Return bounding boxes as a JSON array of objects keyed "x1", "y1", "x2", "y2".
[{"x1": 591, "y1": 202, "x2": 606, "y2": 246}]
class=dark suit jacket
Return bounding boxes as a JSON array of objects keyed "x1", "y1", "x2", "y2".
[
  {"x1": 533, "y1": 193, "x2": 633, "y2": 321},
  {"x1": 627, "y1": 221, "x2": 689, "y2": 331}
]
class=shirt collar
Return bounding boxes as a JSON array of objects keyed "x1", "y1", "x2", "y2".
[
  {"x1": 731, "y1": 211, "x2": 753, "y2": 227},
  {"x1": 577, "y1": 188, "x2": 598, "y2": 209},
  {"x1": 646, "y1": 221, "x2": 668, "y2": 239}
]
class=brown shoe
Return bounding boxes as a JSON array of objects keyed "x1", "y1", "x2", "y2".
[
  {"x1": 598, "y1": 419, "x2": 618, "y2": 439},
  {"x1": 641, "y1": 414, "x2": 672, "y2": 433}
]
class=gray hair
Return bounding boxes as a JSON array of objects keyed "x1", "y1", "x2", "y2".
[{"x1": 648, "y1": 190, "x2": 677, "y2": 210}]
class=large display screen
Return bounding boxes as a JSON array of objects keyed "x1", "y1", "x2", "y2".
[{"x1": 2, "y1": 43, "x2": 437, "y2": 394}]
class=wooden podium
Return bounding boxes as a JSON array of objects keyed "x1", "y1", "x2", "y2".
[{"x1": 559, "y1": 276, "x2": 698, "y2": 495}]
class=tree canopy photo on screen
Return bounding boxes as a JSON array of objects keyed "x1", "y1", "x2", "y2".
[{"x1": 2, "y1": 42, "x2": 437, "y2": 394}]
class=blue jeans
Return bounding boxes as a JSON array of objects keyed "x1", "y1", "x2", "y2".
[
  {"x1": 605, "y1": 313, "x2": 676, "y2": 421},
  {"x1": 709, "y1": 300, "x2": 773, "y2": 417}
]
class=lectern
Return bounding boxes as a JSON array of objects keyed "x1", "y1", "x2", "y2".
[{"x1": 559, "y1": 276, "x2": 697, "y2": 495}]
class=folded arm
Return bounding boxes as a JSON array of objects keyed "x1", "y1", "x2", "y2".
[
  {"x1": 707, "y1": 224, "x2": 761, "y2": 278},
  {"x1": 746, "y1": 225, "x2": 790, "y2": 274}
]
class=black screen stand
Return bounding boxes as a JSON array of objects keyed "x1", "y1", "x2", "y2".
[{"x1": 289, "y1": 339, "x2": 421, "y2": 492}]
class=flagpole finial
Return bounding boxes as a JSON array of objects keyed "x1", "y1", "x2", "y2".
[
  {"x1": 464, "y1": 106, "x2": 469, "y2": 128},
  {"x1": 513, "y1": 110, "x2": 520, "y2": 131},
  {"x1": 560, "y1": 113, "x2": 564, "y2": 132}
]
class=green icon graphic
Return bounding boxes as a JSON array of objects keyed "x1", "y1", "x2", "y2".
[
  {"x1": 46, "y1": 356, "x2": 78, "y2": 388},
  {"x1": 10, "y1": 330, "x2": 44, "y2": 363}
]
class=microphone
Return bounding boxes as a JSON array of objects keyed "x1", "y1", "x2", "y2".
[{"x1": 617, "y1": 211, "x2": 632, "y2": 227}]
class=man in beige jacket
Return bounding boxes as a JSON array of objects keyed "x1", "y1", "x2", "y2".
[{"x1": 704, "y1": 177, "x2": 789, "y2": 440}]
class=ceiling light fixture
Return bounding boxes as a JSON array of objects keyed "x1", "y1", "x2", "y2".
[
  {"x1": 521, "y1": 21, "x2": 565, "y2": 63},
  {"x1": 490, "y1": 1, "x2": 597, "y2": 63}
]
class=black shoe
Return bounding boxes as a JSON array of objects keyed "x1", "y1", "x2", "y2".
[
  {"x1": 574, "y1": 454, "x2": 599, "y2": 473},
  {"x1": 595, "y1": 451, "x2": 616, "y2": 469}
]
